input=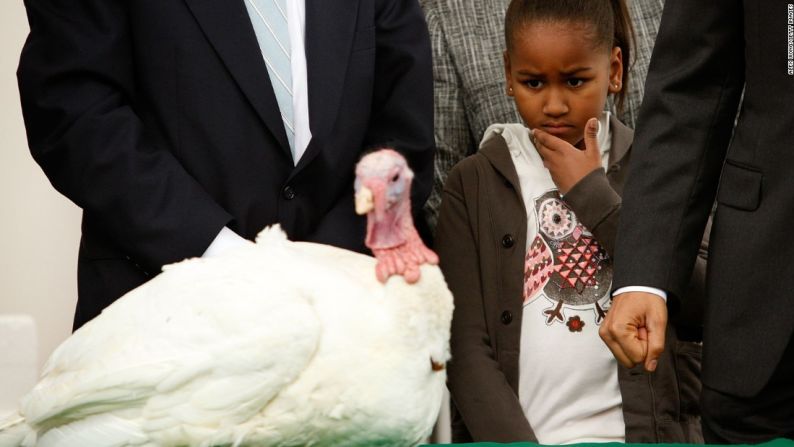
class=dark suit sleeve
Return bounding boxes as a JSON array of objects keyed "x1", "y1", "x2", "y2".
[
  {"x1": 435, "y1": 165, "x2": 536, "y2": 442},
  {"x1": 612, "y1": 0, "x2": 744, "y2": 299},
  {"x1": 17, "y1": 1, "x2": 232, "y2": 271},
  {"x1": 367, "y1": 0, "x2": 435, "y2": 220}
]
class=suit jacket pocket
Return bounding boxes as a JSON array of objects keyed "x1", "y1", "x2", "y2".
[{"x1": 716, "y1": 160, "x2": 763, "y2": 211}]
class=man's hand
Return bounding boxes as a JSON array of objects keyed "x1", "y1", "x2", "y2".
[
  {"x1": 532, "y1": 117, "x2": 602, "y2": 194},
  {"x1": 599, "y1": 291, "x2": 668, "y2": 372}
]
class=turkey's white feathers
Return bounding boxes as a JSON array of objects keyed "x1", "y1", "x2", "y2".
[
  {"x1": 36, "y1": 414, "x2": 147, "y2": 447},
  {"x1": 0, "y1": 414, "x2": 32, "y2": 447},
  {"x1": 5, "y1": 225, "x2": 453, "y2": 446}
]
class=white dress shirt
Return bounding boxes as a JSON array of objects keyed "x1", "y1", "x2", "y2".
[{"x1": 613, "y1": 286, "x2": 667, "y2": 301}]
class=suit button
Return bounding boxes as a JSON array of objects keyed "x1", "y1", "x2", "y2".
[
  {"x1": 609, "y1": 164, "x2": 621, "y2": 173},
  {"x1": 501, "y1": 234, "x2": 515, "y2": 248},
  {"x1": 501, "y1": 311, "x2": 513, "y2": 325},
  {"x1": 283, "y1": 185, "x2": 296, "y2": 200}
]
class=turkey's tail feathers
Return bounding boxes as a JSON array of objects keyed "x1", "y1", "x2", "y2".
[
  {"x1": 0, "y1": 412, "x2": 34, "y2": 447},
  {"x1": 255, "y1": 224, "x2": 289, "y2": 246}
]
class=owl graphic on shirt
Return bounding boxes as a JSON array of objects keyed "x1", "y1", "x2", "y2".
[{"x1": 523, "y1": 190, "x2": 612, "y2": 329}]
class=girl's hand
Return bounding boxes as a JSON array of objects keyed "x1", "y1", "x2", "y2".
[{"x1": 532, "y1": 117, "x2": 602, "y2": 195}]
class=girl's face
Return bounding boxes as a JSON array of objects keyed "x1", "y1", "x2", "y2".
[{"x1": 504, "y1": 20, "x2": 623, "y2": 149}]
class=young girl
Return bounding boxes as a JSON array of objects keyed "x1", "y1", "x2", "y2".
[{"x1": 435, "y1": 0, "x2": 705, "y2": 443}]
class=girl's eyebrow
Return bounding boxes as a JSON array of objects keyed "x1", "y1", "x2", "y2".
[
  {"x1": 516, "y1": 69, "x2": 545, "y2": 76},
  {"x1": 516, "y1": 67, "x2": 593, "y2": 77},
  {"x1": 559, "y1": 67, "x2": 592, "y2": 76}
]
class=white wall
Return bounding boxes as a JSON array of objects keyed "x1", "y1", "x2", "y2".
[{"x1": 0, "y1": 2, "x2": 81, "y2": 382}]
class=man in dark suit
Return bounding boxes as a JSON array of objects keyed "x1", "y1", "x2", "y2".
[
  {"x1": 17, "y1": 0, "x2": 434, "y2": 330},
  {"x1": 600, "y1": 0, "x2": 794, "y2": 442}
]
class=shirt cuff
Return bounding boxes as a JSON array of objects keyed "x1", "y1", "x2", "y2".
[
  {"x1": 202, "y1": 227, "x2": 249, "y2": 258},
  {"x1": 613, "y1": 286, "x2": 667, "y2": 302}
]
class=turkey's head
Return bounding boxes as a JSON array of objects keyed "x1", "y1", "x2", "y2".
[{"x1": 355, "y1": 149, "x2": 438, "y2": 284}]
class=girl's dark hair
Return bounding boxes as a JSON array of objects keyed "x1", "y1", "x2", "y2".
[{"x1": 504, "y1": 0, "x2": 635, "y2": 112}]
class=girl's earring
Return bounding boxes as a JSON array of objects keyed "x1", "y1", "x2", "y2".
[{"x1": 508, "y1": 86, "x2": 514, "y2": 96}]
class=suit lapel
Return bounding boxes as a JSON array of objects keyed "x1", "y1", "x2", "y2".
[
  {"x1": 183, "y1": 0, "x2": 292, "y2": 158},
  {"x1": 294, "y1": 0, "x2": 359, "y2": 172}
]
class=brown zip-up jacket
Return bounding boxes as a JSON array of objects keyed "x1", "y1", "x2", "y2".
[{"x1": 435, "y1": 116, "x2": 706, "y2": 443}]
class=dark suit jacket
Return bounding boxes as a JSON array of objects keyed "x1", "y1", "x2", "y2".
[
  {"x1": 17, "y1": 0, "x2": 434, "y2": 329},
  {"x1": 436, "y1": 116, "x2": 704, "y2": 443},
  {"x1": 613, "y1": 0, "x2": 793, "y2": 397}
]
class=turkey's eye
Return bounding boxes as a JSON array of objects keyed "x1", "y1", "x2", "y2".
[{"x1": 391, "y1": 173, "x2": 400, "y2": 182}]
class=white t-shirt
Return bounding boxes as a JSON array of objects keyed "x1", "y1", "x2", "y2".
[{"x1": 480, "y1": 112, "x2": 625, "y2": 444}]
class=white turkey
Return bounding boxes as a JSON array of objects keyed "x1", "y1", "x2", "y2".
[{"x1": 0, "y1": 149, "x2": 453, "y2": 447}]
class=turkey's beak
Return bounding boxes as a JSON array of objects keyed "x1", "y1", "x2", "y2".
[{"x1": 355, "y1": 186, "x2": 374, "y2": 215}]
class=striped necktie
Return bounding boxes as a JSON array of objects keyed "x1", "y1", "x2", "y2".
[{"x1": 243, "y1": 0, "x2": 295, "y2": 154}]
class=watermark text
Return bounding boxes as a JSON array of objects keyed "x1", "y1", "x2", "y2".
[{"x1": 788, "y1": 4, "x2": 793, "y2": 75}]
